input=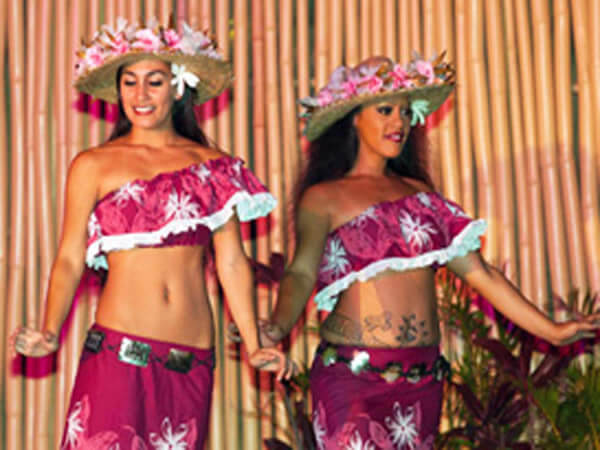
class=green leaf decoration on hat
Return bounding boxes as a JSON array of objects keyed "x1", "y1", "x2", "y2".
[{"x1": 410, "y1": 99, "x2": 430, "y2": 126}]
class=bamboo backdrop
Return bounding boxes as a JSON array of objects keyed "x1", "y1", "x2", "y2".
[{"x1": 1, "y1": 1, "x2": 599, "y2": 449}]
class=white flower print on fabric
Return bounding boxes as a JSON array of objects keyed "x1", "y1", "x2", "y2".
[
  {"x1": 87, "y1": 212, "x2": 102, "y2": 238},
  {"x1": 416, "y1": 192, "x2": 432, "y2": 209},
  {"x1": 398, "y1": 211, "x2": 437, "y2": 251},
  {"x1": 385, "y1": 402, "x2": 418, "y2": 449},
  {"x1": 313, "y1": 404, "x2": 327, "y2": 450},
  {"x1": 62, "y1": 401, "x2": 84, "y2": 449},
  {"x1": 149, "y1": 417, "x2": 190, "y2": 450},
  {"x1": 349, "y1": 351, "x2": 370, "y2": 374},
  {"x1": 113, "y1": 182, "x2": 144, "y2": 206},
  {"x1": 191, "y1": 164, "x2": 211, "y2": 183},
  {"x1": 323, "y1": 237, "x2": 351, "y2": 277},
  {"x1": 165, "y1": 191, "x2": 200, "y2": 220},
  {"x1": 348, "y1": 206, "x2": 378, "y2": 228},
  {"x1": 345, "y1": 430, "x2": 375, "y2": 450}
]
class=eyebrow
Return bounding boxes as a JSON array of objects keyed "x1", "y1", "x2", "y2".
[{"x1": 122, "y1": 70, "x2": 169, "y2": 78}]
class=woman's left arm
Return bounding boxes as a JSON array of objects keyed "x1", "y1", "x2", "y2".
[
  {"x1": 213, "y1": 215, "x2": 294, "y2": 379},
  {"x1": 447, "y1": 251, "x2": 600, "y2": 346}
]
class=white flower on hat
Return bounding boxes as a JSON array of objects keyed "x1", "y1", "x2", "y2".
[
  {"x1": 171, "y1": 64, "x2": 200, "y2": 97},
  {"x1": 410, "y1": 99, "x2": 430, "y2": 126}
]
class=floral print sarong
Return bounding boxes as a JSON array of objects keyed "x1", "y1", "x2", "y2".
[
  {"x1": 310, "y1": 342, "x2": 443, "y2": 449},
  {"x1": 60, "y1": 324, "x2": 214, "y2": 450}
]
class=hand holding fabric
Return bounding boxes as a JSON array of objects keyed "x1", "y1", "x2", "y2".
[{"x1": 11, "y1": 326, "x2": 58, "y2": 357}]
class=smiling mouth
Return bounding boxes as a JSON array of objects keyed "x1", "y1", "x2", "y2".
[
  {"x1": 133, "y1": 106, "x2": 156, "y2": 115},
  {"x1": 384, "y1": 132, "x2": 405, "y2": 142}
]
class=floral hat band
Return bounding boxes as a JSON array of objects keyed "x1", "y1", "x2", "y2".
[
  {"x1": 74, "y1": 17, "x2": 233, "y2": 105},
  {"x1": 300, "y1": 52, "x2": 455, "y2": 141}
]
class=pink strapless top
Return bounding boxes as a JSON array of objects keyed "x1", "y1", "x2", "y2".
[
  {"x1": 86, "y1": 156, "x2": 276, "y2": 270},
  {"x1": 314, "y1": 191, "x2": 487, "y2": 311}
]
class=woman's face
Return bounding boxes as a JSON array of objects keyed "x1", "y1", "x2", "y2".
[
  {"x1": 353, "y1": 97, "x2": 412, "y2": 160},
  {"x1": 119, "y1": 59, "x2": 178, "y2": 130}
]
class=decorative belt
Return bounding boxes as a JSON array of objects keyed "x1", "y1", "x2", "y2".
[
  {"x1": 84, "y1": 329, "x2": 214, "y2": 374},
  {"x1": 317, "y1": 344, "x2": 451, "y2": 384}
]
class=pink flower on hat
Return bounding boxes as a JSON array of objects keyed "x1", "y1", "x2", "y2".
[
  {"x1": 163, "y1": 29, "x2": 182, "y2": 50},
  {"x1": 365, "y1": 74, "x2": 384, "y2": 93},
  {"x1": 111, "y1": 35, "x2": 130, "y2": 55},
  {"x1": 132, "y1": 28, "x2": 162, "y2": 52},
  {"x1": 415, "y1": 60, "x2": 435, "y2": 84},
  {"x1": 84, "y1": 45, "x2": 104, "y2": 67},
  {"x1": 317, "y1": 89, "x2": 334, "y2": 107},
  {"x1": 391, "y1": 64, "x2": 414, "y2": 89}
]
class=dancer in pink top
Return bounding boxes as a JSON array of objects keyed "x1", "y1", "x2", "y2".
[
  {"x1": 261, "y1": 55, "x2": 600, "y2": 449},
  {"x1": 11, "y1": 18, "x2": 293, "y2": 449}
]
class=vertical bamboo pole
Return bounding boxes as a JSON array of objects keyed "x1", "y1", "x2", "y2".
[
  {"x1": 89, "y1": 1, "x2": 102, "y2": 148},
  {"x1": 145, "y1": 0, "x2": 158, "y2": 22},
  {"x1": 64, "y1": 0, "x2": 86, "y2": 419},
  {"x1": 409, "y1": 0, "x2": 422, "y2": 55},
  {"x1": 296, "y1": 0, "x2": 319, "y2": 372},
  {"x1": 315, "y1": 0, "x2": 329, "y2": 86},
  {"x1": 514, "y1": 0, "x2": 549, "y2": 309},
  {"x1": 129, "y1": 0, "x2": 141, "y2": 22},
  {"x1": 585, "y1": 0, "x2": 600, "y2": 293},
  {"x1": 571, "y1": 0, "x2": 600, "y2": 294},
  {"x1": 5, "y1": 0, "x2": 26, "y2": 448},
  {"x1": 117, "y1": 0, "x2": 127, "y2": 19},
  {"x1": 105, "y1": 0, "x2": 115, "y2": 26},
  {"x1": 34, "y1": 1, "x2": 55, "y2": 447},
  {"x1": 330, "y1": 0, "x2": 343, "y2": 71},
  {"x1": 199, "y1": 1, "x2": 217, "y2": 142},
  {"x1": 24, "y1": 3, "x2": 38, "y2": 448},
  {"x1": 530, "y1": 0, "x2": 570, "y2": 300},
  {"x1": 466, "y1": 0, "x2": 496, "y2": 261},
  {"x1": 158, "y1": 0, "x2": 170, "y2": 28},
  {"x1": 279, "y1": 0, "x2": 305, "y2": 424},
  {"x1": 215, "y1": 0, "x2": 231, "y2": 153},
  {"x1": 398, "y1": 0, "x2": 411, "y2": 62},
  {"x1": 251, "y1": 2, "x2": 271, "y2": 447},
  {"x1": 435, "y1": 0, "x2": 460, "y2": 203},
  {"x1": 384, "y1": 0, "x2": 397, "y2": 60},
  {"x1": 0, "y1": 7, "x2": 8, "y2": 445},
  {"x1": 503, "y1": 0, "x2": 533, "y2": 298},
  {"x1": 264, "y1": 1, "x2": 286, "y2": 445},
  {"x1": 485, "y1": 0, "x2": 516, "y2": 279},
  {"x1": 359, "y1": 0, "x2": 371, "y2": 59},
  {"x1": 554, "y1": 0, "x2": 588, "y2": 299},
  {"x1": 371, "y1": 0, "x2": 383, "y2": 56},
  {"x1": 53, "y1": 0, "x2": 70, "y2": 442},
  {"x1": 345, "y1": 0, "x2": 359, "y2": 65},
  {"x1": 421, "y1": 0, "x2": 441, "y2": 188}
]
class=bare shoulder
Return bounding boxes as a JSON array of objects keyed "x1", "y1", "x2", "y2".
[
  {"x1": 68, "y1": 147, "x2": 105, "y2": 178},
  {"x1": 398, "y1": 176, "x2": 434, "y2": 194},
  {"x1": 177, "y1": 138, "x2": 229, "y2": 163},
  {"x1": 298, "y1": 181, "x2": 337, "y2": 218}
]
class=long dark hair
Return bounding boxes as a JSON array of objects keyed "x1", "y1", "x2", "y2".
[
  {"x1": 296, "y1": 107, "x2": 434, "y2": 202},
  {"x1": 108, "y1": 65, "x2": 210, "y2": 146}
]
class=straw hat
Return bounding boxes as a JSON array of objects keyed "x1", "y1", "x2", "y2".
[
  {"x1": 300, "y1": 53, "x2": 455, "y2": 141},
  {"x1": 74, "y1": 17, "x2": 233, "y2": 105}
]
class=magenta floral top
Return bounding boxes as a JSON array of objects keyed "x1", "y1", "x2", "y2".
[
  {"x1": 314, "y1": 191, "x2": 487, "y2": 311},
  {"x1": 86, "y1": 156, "x2": 276, "y2": 270}
]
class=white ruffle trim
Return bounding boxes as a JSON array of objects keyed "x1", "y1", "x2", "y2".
[
  {"x1": 86, "y1": 191, "x2": 276, "y2": 270},
  {"x1": 313, "y1": 219, "x2": 488, "y2": 312}
]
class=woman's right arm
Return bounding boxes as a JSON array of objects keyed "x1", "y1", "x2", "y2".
[
  {"x1": 13, "y1": 151, "x2": 99, "y2": 356},
  {"x1": 264, "y1": 189, "x2": 331, "y2": 342}
]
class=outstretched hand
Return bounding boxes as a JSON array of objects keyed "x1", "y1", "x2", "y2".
[
  {"x1": 553, "y1": 313, "x2": 600, "y2": 346},
  {"x1": 10, "y1": 326, "x2": 58, "y2": 357},
  {"x1": 249, "y1": 347, "x2": 298, "y2": 381}
]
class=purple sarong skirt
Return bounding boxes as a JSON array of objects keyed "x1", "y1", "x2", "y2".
[
  {"x1": 310, "y1": 341, "x2": 445, "y2": 450},
  {"x1": 60, "y1": 324, "x2": 214, "y2": 450}
]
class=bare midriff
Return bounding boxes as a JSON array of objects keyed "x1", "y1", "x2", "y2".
[
  {"x1": 94, "y1": 245, "x2": 213, "y2": 349},
  {"x1": 320, "y1": 267, "x2": 440, "y2": 348}
]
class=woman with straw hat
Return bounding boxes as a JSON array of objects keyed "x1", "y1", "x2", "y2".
[
  {"x1": 260, "y1": 54, "x2": 600, "y2": 448},
  {"x1": 11, "y1": 17, "x2": 294, "y2": 448}
]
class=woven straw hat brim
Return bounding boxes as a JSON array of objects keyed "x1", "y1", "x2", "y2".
[
  {"x1": 75, "y1": 51, "x2": 233, "y2": 105},
  {"x1": 303, "y1": 82, "x2": 455, "y2": 141}
]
